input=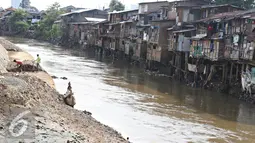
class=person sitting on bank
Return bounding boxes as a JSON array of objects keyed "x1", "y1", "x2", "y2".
[
  {"x1": 35, "y1": 54, "x2": 41, "y2": 70},
  {"x1": 13, "y1": 60, "x2": 23, "y2": 72},
  {"x1": 64, "y1": 82, "x2": 76, "y2": 108}
]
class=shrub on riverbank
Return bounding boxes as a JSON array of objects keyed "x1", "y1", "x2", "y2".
[
  {"x1": 7, "y1": 9, "x2": 29, "y2": 34},
  {"x1": 34, "y1": 3, "x2": 64, "y2": 41}
]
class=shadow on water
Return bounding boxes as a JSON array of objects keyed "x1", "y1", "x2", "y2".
[{"x1": 108, "y1": 61, "x2": 255, "y2": 125}]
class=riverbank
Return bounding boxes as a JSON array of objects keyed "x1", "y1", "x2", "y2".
[{"x1": 0, "y1": 38, "x2": 128, "y2": 142}]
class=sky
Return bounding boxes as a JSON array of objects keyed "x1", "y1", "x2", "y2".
[{"x1": 0, "y1": 0, "x2": 162, "y2": 10}]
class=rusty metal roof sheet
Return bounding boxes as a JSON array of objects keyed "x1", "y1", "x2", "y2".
[
  {"x1": 194, "y1": 8, "x2": 255, "y2": 23},
  {"x1": 201, "y1": 4, "x2": 244, "y2": 10},
  {"x1": 195, "y1": 10, "x2": 244, "y2": 23}
]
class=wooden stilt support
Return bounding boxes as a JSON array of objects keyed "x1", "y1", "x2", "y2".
[
  {"x1": 170, "y1": 53, "x2": 175, "y2": 76},
  {"x1": 206, "y1": 64, "x2": 210, "y2": 78},
  {"x1": 246, "y1": 64, "x2": 249, "y2": 72},
  {"x1": 236, "y1": 64, "x2": 239, "y2": 81},
  {"x1": 222, "y1": 64, "x2": 225, "y2": 83},
  {"x1": 225, "y1": 63, "x2": 229, "y2": 84},
  {"x1": 242, "y1": 63, "x2": 244, "y2": 73},
  {"x1": 230, "y1": 62, "x2": 233, "y2": 84},
  {"x1": 185, "y1": 52, "x2": 188, "y2": 72},
  {"x1": 184, "y1": 52, "x2": 188, "y2": 80}
]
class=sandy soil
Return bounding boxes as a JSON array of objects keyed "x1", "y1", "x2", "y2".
[
  {"x1": 8, "y1": 51, "x2": 34, "y2": 61},
  {"x1": 26, "y1": 72, "x2": 55, "y2": 88}
]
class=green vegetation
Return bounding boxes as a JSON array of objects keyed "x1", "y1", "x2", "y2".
[
  {"x1": 35, "y1": 2, "x2": 64, "y2": 40},
  {"x1": 8, "y1": 9, "x2": 28, "y2": 34},
  {"x1": 7, "y1": 2, "x2": 63, "y2": 40},
  {"x1": 15, "y1": 21, "x2": 30, "y2": 33},
  {"x1": 109, "y1": 0, "x2": 125, "y2": 12}
]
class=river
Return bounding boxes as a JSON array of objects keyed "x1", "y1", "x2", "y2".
[{"x1": 7, "y1": 37, "x2": 255, "y2": 143}]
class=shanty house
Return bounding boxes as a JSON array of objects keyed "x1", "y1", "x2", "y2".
[
  {"x1": 59, "y1": 9, "x2": 107, "y2": 47},
  {"x1": 189, "y1": 5, "x2": 245, "y2": 61},
  {"x1": 147, "y1": 19, "x2": 175, "y2": 63},
  {"x1": 106, "y1": 9, "x2": 138, "y2": 54},
  {"x1": 138, "y1": 1, "x2": 169, "y2": 26}
]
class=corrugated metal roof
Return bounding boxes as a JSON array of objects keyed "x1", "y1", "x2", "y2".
[
  {"x1": 85, "y1": 17, "x2": 106, "y2": 22},
  {"x1": 110, "y1": 9, "x2": 138, "y2": 14},
  {"x1": 69, "y1": 22, "x2": 94, "y2": 25},
  {"x1": 195, "y1": 8, "x2": 255, "y2": 23},
  {"x1": 139, "y1": 1, "x2": 168, "y2": 5},
  {"x1": 195, "y1": 11, "x2": 243, "y2": 23},
  {"x1": 60, "y1": 9, "x2": 98, "y2": 17},
  {"x1": 201, "y1": 4, "x2": 243, "y2": 10},
  {"x1": 173, "y1": 28, "x2": 196, "y2": 33},
  {"x1": 190, "y1": 34, "x2": 207, "y2": 40}
]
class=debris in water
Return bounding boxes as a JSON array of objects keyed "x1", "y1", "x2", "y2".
[
  {"x1": 60, "y1": 77, "x2": 68, "y2": 80},
  {"x1": 51, "y1": 75, "x2": 58, "y2": 79}
]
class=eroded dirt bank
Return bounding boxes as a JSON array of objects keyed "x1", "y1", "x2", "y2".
[{"x1": 0, "y1": 38, "x2": 127, "y2": 143}]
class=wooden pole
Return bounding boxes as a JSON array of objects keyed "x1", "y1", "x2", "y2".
[
  {"x1": 222, "y1": 64, "x2": 225, "y2": 83},
  {"x1": 179, "y1": 53, "x2": 182, "y2": 81},
  {"x1": 236, "y1": 63, "x2": 239, "y2": 81},
  {"x1": 230, "y1": 62, "x2": 233, "y2": 84},
  {"x1": 185, "y1": 52, "x2": 188, "y2": 72},
  {"x1": 206, "y1": 64, "x2": 210, "y2": 78},
  {"x1": 225, "y1": 63, "x2": 229, "y2": 84}
]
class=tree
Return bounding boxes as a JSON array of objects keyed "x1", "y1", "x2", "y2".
[
  {"x1": 109, "y1": 0, "x2": 125, "y2": 12},
  {"x1": 213, "y1": 0, "x2": 255, "y2": 9},
  {"x1": 35, "y1": 2, "x2": 64, "y2": 40},
  {"x1": 8, "y1": 9, "x2": 29, "y2": 33},
  {"x1": 15, "y1": 21, "x2": 30, "y2": 33}
]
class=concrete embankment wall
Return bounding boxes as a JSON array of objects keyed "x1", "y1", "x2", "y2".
[{"x1": 0, "y1": 44, "x2": 9, "y2": 73}]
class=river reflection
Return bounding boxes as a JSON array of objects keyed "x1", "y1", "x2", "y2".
[{"x1": 6, "y1": 37, "x2": 255, "y2": 143}]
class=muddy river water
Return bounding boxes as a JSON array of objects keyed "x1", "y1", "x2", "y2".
[{"x1": 8, "y1": 38, "x2": 255, "y2": 143}]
